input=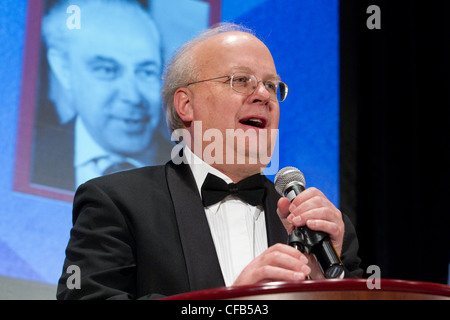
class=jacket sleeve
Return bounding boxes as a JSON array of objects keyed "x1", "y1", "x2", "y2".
[
  {"x1": 56, "y1": 180, "x2": 159, "y2": 300},
  {"x1": 341, "y1": 213, "x2": 364, "y2": 278}
]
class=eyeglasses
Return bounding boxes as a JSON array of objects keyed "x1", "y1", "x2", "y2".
[{"x1": 186, "y1": 71, "x2": 289, "y2": 102}]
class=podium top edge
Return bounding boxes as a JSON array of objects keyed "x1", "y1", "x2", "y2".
[{"x1": 163, "y1": 279, "x2": 450, "y2": 300}]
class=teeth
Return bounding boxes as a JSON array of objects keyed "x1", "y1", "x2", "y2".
[
  {"x1": 244, "y1": 119, "x2": 263, "y2": 127},
  {"x1": 240, "y1": 118, "x2": 265, "y2": 128},
  {"x1": 250, "y1": 119, "x2": 262, "y2": 125}
]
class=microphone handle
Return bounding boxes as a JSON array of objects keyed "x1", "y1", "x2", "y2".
[
  {"x1": 284, "y1": 184, "x2": 345, "y2": 279},
  {"x1": 312, "y1": 234, "x2": 345, "y2": 279},
  {"x1": 288, "y1": 226, "x2": 344, "y2": 279}
]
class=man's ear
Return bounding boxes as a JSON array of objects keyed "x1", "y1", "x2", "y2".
[
  {"x1": 173, "y1": 87, "x2": 194, "y2": 123},
  {"x1": 47, "y1": 48, "x2": 71, "y2": 90}
]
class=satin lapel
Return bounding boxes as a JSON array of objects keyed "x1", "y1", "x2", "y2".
[
  {"x1": 263, "y1": 178, "x2": 289, "y2": 246},
  {"x1": 165, "y1": 161, "x2": 225, "y2": 291}
]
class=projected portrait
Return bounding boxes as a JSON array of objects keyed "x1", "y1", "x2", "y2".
[{"x1": 14, "y1": 0, "x2": 219, "y2": 201}]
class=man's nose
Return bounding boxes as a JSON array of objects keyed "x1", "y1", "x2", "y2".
[
  {"x1": 249, "y1": 81, "x2": 271, "y2": 103},
  {"x1": 118, "y1": 76, "x2": 141, "y2": 104}
]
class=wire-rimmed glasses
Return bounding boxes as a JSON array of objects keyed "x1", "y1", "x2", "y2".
[{"x1": 186, "y1": 71, "x2": 289, "y2": 102}]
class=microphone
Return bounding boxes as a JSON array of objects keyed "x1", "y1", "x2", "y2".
[{"x1": 274, "y1": 167, "x2": 345, "y2": 279}]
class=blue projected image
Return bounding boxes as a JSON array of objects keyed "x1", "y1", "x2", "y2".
[
  {"x1": 228, "y1": 0, "x2": 339, "y2": 197},
  {"x1": 0, "y1": 0, "x2": 339, "y2": 287},
  {"x1": 35, "y1": 0, "x2": 172, "y2": 193}
]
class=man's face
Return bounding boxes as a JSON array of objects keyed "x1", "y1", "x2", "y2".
[
  {"x1": 186, "y1": 32, "x2": 280, "y2": 173},
  {"x1": 67, "y1": 12, "x2": 162, "y2": 155}
]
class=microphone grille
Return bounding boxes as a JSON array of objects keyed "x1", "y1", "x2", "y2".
[{"x1": 274, "y1": 166, "x2": 305, "y2": 196}]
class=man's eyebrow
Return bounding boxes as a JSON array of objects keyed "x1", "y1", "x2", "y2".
[
  {"x1": 135, "y1": 60, "x2": 160, "y2": 69},
  {"x1": 86, "y1": 55, "x2": 119, "y2": 65},
  {"x1": 271, "y1": 73, "x2": 282, "y2": 81},
  {"x1": 231, "y1": 65, "x2": 281, "y2": 80}
]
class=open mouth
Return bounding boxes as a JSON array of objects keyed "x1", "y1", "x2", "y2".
[{"x1": 239, "y1": 117, "x2": 267, "y2": 129}]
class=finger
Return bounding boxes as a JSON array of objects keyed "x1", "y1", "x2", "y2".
[
  {"x1": 306, "y1": 219, "x2": 341, "y2": 237},
  {"x1": 265, "y1": 243, "x2": 303, "y2": 258},
  {"x1": 289, "y1": 206, "x2": 341, "y2": 230},
  {"x1": 235, "y1": 250, "x2": 311, "y2": 285},
  {"x1": 291, "y1": 193, "x2": 337, "y2": 216},
  {"x1": 306, "y1": 219, "x2": 344, "y2": 255},
  {"x1": 296, "y1": 207, "x2": 342, "y2": 226},
  {"x1": 289, "y1": 214, "x2": 304, "y2": 227},
  {"x1": 255, "y1": 244, "x2": 310, "y2": 274},
  {"x1": 277, "y1": 197, "x2": 291, "y2": 218},
  {"x1": 238, "y1": 265, "x2": 306, "y2": 284},
  {"x1": 289, "y1": 187, "x2": 326, "y2": 211},
  {"x1": 277, "y1": 198, "x2": 295, "y2": 232},
  {"x1": 259, "y1": 247, "x2": 308, "y2": 272}
]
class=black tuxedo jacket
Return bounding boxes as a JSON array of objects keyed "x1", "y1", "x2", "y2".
[{"x1": 56, "y1": 161, "x2": 362, "y2": 299}]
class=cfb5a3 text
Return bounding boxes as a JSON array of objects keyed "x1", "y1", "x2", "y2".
[{"x1": 225, "y1": 304, "x2": 268, "y2": 315}]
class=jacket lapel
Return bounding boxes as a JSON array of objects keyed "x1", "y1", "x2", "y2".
[
  {"x1": 165, "y1": 161, "x2": 225, "y2": 291},
  {"x1": 263, "y1": 178, "x2": 289, "y2": 246},
  {"x1": 166, "y1": 162, "x2": 287, "y2": 291}
]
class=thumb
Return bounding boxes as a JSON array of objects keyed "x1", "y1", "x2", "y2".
[
  {"x1": 277, "y1": 197, "x2": 294, "y2": 233},
  {"x1": 277, "y1": 197, "x2": 291, "y2": 218}
]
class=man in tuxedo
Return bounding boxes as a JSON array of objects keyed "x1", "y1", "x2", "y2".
[{"x1": 57, "y1": 23, "x2": 362, "y2": 299}]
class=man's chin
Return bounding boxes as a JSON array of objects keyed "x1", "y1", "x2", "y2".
[{"x1": 106, "y1": 138, "x2": 151, "y2": 157}]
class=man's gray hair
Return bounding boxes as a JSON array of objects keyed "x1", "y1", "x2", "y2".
[
  {"x1": 161, "y1": 22, "x2": 255, "y2": 133},
  {"x1": 42, "y1": 0, "x2": 154, "y2": 53}
]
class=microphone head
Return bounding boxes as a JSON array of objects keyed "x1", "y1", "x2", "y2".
[{"x1": 274, "y1": 166, "x2": 306, "y2": 196}]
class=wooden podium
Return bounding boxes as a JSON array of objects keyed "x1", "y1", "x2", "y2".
[{"x1": 164, "y1": 279, "x2": 450, "y2": 300}]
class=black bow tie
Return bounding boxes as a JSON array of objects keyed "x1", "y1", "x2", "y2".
[{"x1": 201, "y1": 173, "x2": 266, "y2": 207}]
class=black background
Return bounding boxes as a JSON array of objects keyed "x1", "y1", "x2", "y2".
[{"x1": 340, "y1": 0, "x2": 449, "y2": 284}]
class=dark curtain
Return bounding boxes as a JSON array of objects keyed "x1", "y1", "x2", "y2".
[{"x1": 340, "y1": 0, "x2": 449, "y2": 284}]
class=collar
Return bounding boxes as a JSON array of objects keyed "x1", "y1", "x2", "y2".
[
  {"x1": 74, "y1": 117, "x2": 143, "y2": 168},
  {"x1": 183, "y1": 145, "x2": 233, "y2": 197},
  {"x1": 184, "y1": 145, "x2": 263, "y2": 220}
]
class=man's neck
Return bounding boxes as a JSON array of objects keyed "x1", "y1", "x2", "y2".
[
  {"x1": 185, "y1": 146, "x2": 263, "y2": 183},
  {"x1": 209, "y1": 163, "x2": 262, "y2": 183}
]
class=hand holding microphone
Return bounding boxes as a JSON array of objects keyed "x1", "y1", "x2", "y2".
[
  {"x1": 275, "y1": 167, "x2": 345, "y2": 279},
  {"x1": 233, "y1": 167, "x2": 345, "y2": 286}
]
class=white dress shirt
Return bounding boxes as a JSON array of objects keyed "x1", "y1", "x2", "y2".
[
  {"x1": 184, "y1": 146, "x2": 268, "y2": 286},
  {"x1": 74, "y1": 117, "x2": 143, "y2": 188}
]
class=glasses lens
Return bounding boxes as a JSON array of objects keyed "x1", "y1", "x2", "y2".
[
  {"x1": 231, "y1": 72, "x2": 288, "y2": 102},
  {"x1": 278, "y1": 82, "x2": 288, "y2": 102},
  {"x1": 231, "y1": 73, "x2": 256, "y2": 95}
]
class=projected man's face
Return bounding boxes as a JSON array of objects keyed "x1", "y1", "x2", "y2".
[{"x1": 67, "y1": 9, "x2": 162, "y2": 155}]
